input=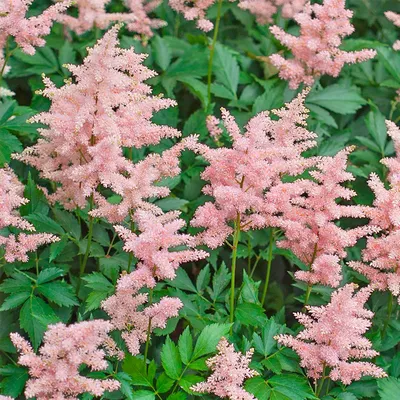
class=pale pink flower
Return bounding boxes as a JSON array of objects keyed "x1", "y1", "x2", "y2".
[
  {"x1": 275, "y1": 284, "x2": 387, "y2": 384},
  {"x1": 190, "y1": 90, "x2": 317, "y2": 249},
  {"x1": 125, "y1": 0, "x2": 166, "y2": 37},
  {"x1": 191, "y1": 337, "x2": 258, "y2": 400},
  {"x1": 16, "y1": 25, "x2": 180, "y2": 222},
  {"x1": 349, "y1": 121, "x2": 400, "y2": 302},
  {"x1": 276, "y1": 0, "x2": 307, "y2": 19},
  {"x1": 238, "y1": 0, "x2": 277, "y2": 25},
  {"x1": 268, "y1": 147, "x2": 376, "y2": 287},
  {"x1": 0, "y1": 0, "x2": 71, "y2": 55},
  {"x1": 270, "y1": 0, "x2": 376, "y2": 89},
  {"x1": 10, "y1": 321, "x2": 120, "y2": 400},
  {"x1": 206, "y1": 115, "x2": 223, "y2": 140},
  {"x1": 0, "y1": 396, "x2": 14, "y2": 400},
  {"x1": 61, "y1": 0, "x2": 136, "y2": 35},
  {"x1": 0, "y1": 167, "x2": 58, "y2": 262},
  {"x1": 102, "y1": 269, "x2": 183, "y2": 355},
  {"x1": 115, "y1": 209, "x2": 208, "y2": 283},
  {"x1": 385, "y1": 11, "x2": 400, "y2": 51},
  {"x1": 168, "y1": 0, "x2": 216, "y2": 32}
]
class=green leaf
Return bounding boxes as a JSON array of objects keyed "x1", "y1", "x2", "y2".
[
  {"x1": 122, "y1": 355, "x2": 154, "y2": 387},
  {"x1": 0, "y1": 129, "x2": 23, "y2": 165},
  {"x1": 21, "y1": 173, "x2": 49, "y2": 215},
  {"x1": 0, "y1": 365, "x2": 29, "y2": 398},
  {"x1": 167, "y1": 268, "x2": 197, "y2": 293},
  {"x1": 53, "y1": 208, "x2": 81, "y2": 239},
  {"x1": 235, "y1": 303, "x2": 266, "y2": 326},
  {"x1": 192, "y1": 323, "x2": 231, "y2": 359},
  {"x1": 37, "y1": 267, "x2": 65, "y2": 284},
  {"x1": 365, "y1": 109, "x2": 387, "y2": 153},
  {"x1": 377, "y1": 377, "x2": 400, "y2": 400},
  {"x1": 25, "y1": 213, "x2": 64, "y2": 235},
  {"x1": 214, "y1": 43, "x2": 240, "y2": 97},
  {"x1": 306, "y1": 84, "x2": 367, "y2": 115},
  {"x1": 245, "y1": 377, "x2": 271, "y2": 400},
  {"x1": 268, "y1": 374, "x2": 316, "y2": 400},
  {"x1": 20, "y1": 296, "x2": 59, "y2": 348},
  {"x1": 196, "y1": 265, "x2": 211, "y2": 293},
  {"x1": 178, "y1": 326, "x2": 193, "y2": 365},
  {"x1": 179, "y1": 375, "x2": 203, "y2": 393},
  {"x1": 0, "y1": 292, "x2": 31, "y2": 311},
  {"x1": 132, "y1": 390, "x2": 156, "y2": 400},
  {"x1": 156, "y1": 372, "x2": 175, "y2": 393},
  {"x1": 0, "y1": 274, "x2": 32, "y2": 294},
  {"x1": 252, "y1": 318, "x2": 283, "y2": 356},
  {"x1": 153, "y1": 36, "x2": 172, "y2": 71},
  {"x1": 161, "y1": 337, "x2": 183, "y2": 380},
  {"x1": 211, "y1": 262, "x2": 231, "y2": 301},
  {"x1": 37, "y1": 281, "x2": 78, "y2": 307},
  {"x1": 49, "y1": 238, "x2": 68, "y2": 262}
]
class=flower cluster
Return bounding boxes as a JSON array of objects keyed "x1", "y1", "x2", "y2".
[
  {"x1": 270, "y1": 0, "x2": 376, "y2": 89},
  {"x1": 349, "y1": 121, "x2": 400, "y2": 302},
  {"x1": 60, "y1": 0, "x2": 136, "y2": 35},
  {"x1": 275, "y1": 284, "x2": 387, "y2": 384},
  {"x1": 10, "y1": 321, "x2": 120, "y2": 399},
  {"x1": 191, "y1": 337, "x2": 258, "y2": 400},
  {"x1": 190, "y1": 90, "x2": 316, "y2": 249},
  {"x1": 386, "y1": 11, "x2": 400, "y2": 50},
  {"x1": 0, "y1": 0, "x2": 71, "y2": 55},
  {"x1": 17, "y1": 25, "x2": 180, "y2": 222},
  {"x1": 115, "y1": 209, "x2": 208, "y2": 283},
  {"x1": 238, "y1": 0, "x2": 306, "y2": 25},
  {"x1": 102, "y1": 268, "x2": 183, "y2": 355},
  {"x1": 0, "y1": 167, "x2": 58, "y2": 262},
  {"x1": 268, "y1": 147, "x2": 376, "y2": 287}
]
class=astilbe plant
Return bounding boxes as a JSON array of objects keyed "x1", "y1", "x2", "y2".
[
  {"x1": 385, "y1": 11, "x2": 400, "y2": 50},
  {"x1": 268, "y1": 147, "x2": 376, "y2": 288},
  {"x1": 17, "y1": 25, "x2": 180, "y2": 221},
  {"x1": 0, "y1": 0, "x2": 71, "y2": 55},
  {"x1": 60, "y1": 0, "x2": 136, "y2": 35},
  {"x1": 115, "y1": 209, "x2": 209, "y2": 283},
  {"x1": 191, "y1": 337, "x2": 258, "y2": 400},
  {"x1": 349, "y1": 121, "x2": 400, "y2": 302},
  {"x1": 275, "y1": 284, "x2": 387, "y2": 387},
  {"x1": 10, "y1": 320, "x2": 120, "y2": 399},
  {"x1": 0, "y1": 167, "x2": 58, "y2": 262},
  {"x1": 190, "y1": 90, "x2": 316, "y2": 250},
  {"x1": 102, "y1": 268, "x2": 183, "y2": 355},
  {"x1": 269, "y1": 0, "x2": 376, "y2": 89}
]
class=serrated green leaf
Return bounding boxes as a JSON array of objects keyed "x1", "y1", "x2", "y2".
[
  {"x1": 153, "y1": 36, "x2": 172, "y2": 71},
  {"x1": 37, "y1": 281, "x2": 78, "y2": 307},
  {"x1": 0, "y1": 292, "x2": 30, "y2": 311},
  {"x1": 214, "y1": 44, "x2": 239, "y2": 97},
  {"x1": 0, "y1": 365, "x2": 29, "y2": 398},
  {"x1": 235, "y1": 303, "x2": 266, "y2": 327},
  {"x1": 268, "y1": 374, "x2": 316, "y2": 400},
  {"x1": 25, "y1": 213, "x2": 64, "y2": 235},
  {"x1": 192, "y1": 323, "x2": 231, "y2": 359},
  {"x1": 122, "y1": 355, "x2": 154, "y2": 387},
  {"x1": 161, "y1": 337, "x2": 183, "y2": 380},
  {"x1": 377, "y1": 377, "x2": 400, "y2": 400},
  {"x1": 156, "y1": 372, "x2": 175, "y2": 393},
  {"x1": 37, "y1": 267, "x2": 65, "y2": 284},
  {"x1": 178, "y1": 326, "x2": 193, "y2": 365},
  {"x1": 53, "y1": 208, "x2": 81, "y2": 239}
]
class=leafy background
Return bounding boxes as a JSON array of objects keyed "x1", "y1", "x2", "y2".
[{"x1": 2, "y1": 0, "x2": 400, "y2": 399}]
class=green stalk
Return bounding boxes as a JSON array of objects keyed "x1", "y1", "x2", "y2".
[
  {"x1": 79, "y1": 196, "x2": 95, "y2": 280},
  {"x1": 230, "y1": 213, "x2": 241, "y2": 331},
  {"x1": 143, "y1": 289, "x2": 153, "y2": 372},
  {"x1": 207, "y1": 0, "x2": 224, "y2": 106},
  {"x1": 261, "y1": 229, "x2": 274, "y2": 305}
]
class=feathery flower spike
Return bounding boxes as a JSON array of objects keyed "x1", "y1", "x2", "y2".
[
  {"x1": 385, "y1": 11, "x2": 400, "y2": 50},
  {"x1": 275, "y1": 284, "x2": 387, "y2": 384}
]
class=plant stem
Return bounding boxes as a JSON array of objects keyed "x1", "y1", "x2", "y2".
[
  {"x1": 304, "y1": 284, "x2": 312, "y2": 307},
  {"x1": 383, "y1": 292, "x2": 394, "y2": 338},
  {"x1": 230, "y1": 213, "x2": 241, "y2": 332},
  {"x1": 79, "y1": 196, "x2": 95, "y2": 280},
  {"x1": 207, "y1": 0, "x2": 223, "y2": 106},
  {"x1": 303, "y1": 243, "x2": 318, "y2": 308},
  {"x1": 261, "y1": 229, "x2": 274, "y2": 305},
  {"x1": 315, "y1": 364, "x2": 328, "y2": 398},
  {"x1": 143, "y1": 289, "x2": 153, "y2": 372}
]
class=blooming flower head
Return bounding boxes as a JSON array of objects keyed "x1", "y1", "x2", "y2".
[
  {"x1": 115, "y1": 209, "x2": 208, "y2": 283},
  {"x1": 10, "y1": 321, "x2": 120, "y2": 399},
  {"x1": 102, "y1": 268, "x2": 183, "y2": 355},
  {"x1": 191, "y1": 337, "x2": 258, "y2": 400},
  {"x1": 349, "y1": 121, "x2": 400, "y2": 301},
  {"x1": 168, "y1": 0, "x2": 216, "y2": 32},
  {"x1": 0, "y1": 167, "x2": 58, "y2": 262},
  {"x1": 385, "y1": 11, "x2": 400, "y2": 50},
  {"x1": 17, "y1": 25, "x2": 180, "y2": 222},
  {"x1": 269, "y1": 0, "x2": 376, "y2": 89},
  {"x1": 125, "y1": 0, "x2": 167, "y2": 38},
  {"x1": 268, "y1": 147, "x2": 376, "y2": 287},
  {"x1": 190, "y1": 90, "x2": 317, "y2": 249},
  {"x1": 238, "y1": 0, "x2": 306, "y2": 25},
  {"x1": 275, "y1": 284, "x2": 387, "y2": 384},
  {"x1": 60, "y1": 0, "x2": 136, "y2": 35},
  {"x1": 0, "y1": 0, "x2": 71, "y2": 55}
]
